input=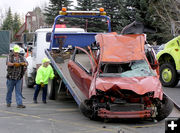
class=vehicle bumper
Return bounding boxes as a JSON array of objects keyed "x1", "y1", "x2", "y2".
[{"x1": 98, "y1": 108, "x2": 152, "y2": 118}]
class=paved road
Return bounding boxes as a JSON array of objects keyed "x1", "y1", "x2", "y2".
[
  {"x1": 163, "y1": 83, "x2": 180, "y2": 108},
  {"x1": 0, "y1": 57, "x2": 180, "y2": 133}
]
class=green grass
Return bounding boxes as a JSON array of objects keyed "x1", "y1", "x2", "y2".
[{"x1": 0, "y1": 55, "x2": 7, "y2": 58}]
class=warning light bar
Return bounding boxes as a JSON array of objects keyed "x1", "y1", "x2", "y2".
[{"x1": 59, "y1": 7, "x2": 107, "y2": 16}]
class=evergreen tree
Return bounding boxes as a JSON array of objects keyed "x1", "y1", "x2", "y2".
[
  {"x1": 2, "y1": 8, "x2": 22, "y2": 41},
  {"x1": 107, "y1": 0, "x2": 120, "y2": 31},
  {"x1": 13, "y1": 13, "x2": 21, "y2": 38},
  {"x1": 2, "y1": 7, "x2": 13, "y2": 31},
  {"x1": 74, "y1": 0, "x2": 109, "y2": 32},
  {"x1": 117, "y1": 0, "x2": 170, "y2": 44},
  {"x1": 44, "y1": 0, "x2": 73, "y2": 25},
  {"x1": 76, "y1": 0, "x2": 97, "y2": 11}
]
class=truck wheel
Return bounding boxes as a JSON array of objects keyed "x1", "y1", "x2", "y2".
[
  {"x1": 155, "y1": 94, "x2": 174, "y2": 121},
  {"x1": 159, "y1": 63, "x2": 179, "y2": 87},
  {"x1": 48, "y1": 76, "x2": 61, "y2": 100},
  {"x1": 48, "y1": 79, "x2": 55, "y2": 100},
  {"x1": 25, "y1": 73, "x2": 34, "y2": 88}
]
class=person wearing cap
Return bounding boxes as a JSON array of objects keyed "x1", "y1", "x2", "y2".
[
  {"x1": 6, "y1": 45, "x2": 28, "y2": 108},
  {"x1": 33, "y1": 58, "x2": 54, "y2": 103}
]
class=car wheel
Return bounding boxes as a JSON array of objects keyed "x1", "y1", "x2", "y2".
[
  {"x1": 155, "y1": 94, "x2": 174, "y2": 121},
  {"x1": 79, "y1": 101, "x2": 99, "y2": 120},
  {"x1": 79, "y1": 102, "x2": 93, "y2": 118},
  {"x1": 159, "y1": 63, "x2": 179, "y2": 87},
  {"x1": 25, "y1": 73, "x2": 34, "y2": 88}
]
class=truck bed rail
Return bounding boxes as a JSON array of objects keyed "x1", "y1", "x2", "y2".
[{"x1": 45, "y1": 49, "x2": 86, "y2": 105}]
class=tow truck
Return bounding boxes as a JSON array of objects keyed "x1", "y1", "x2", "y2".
[
  {"x1": 45, "y1": 8, "x2": 111, "y2": 102},
  {"x1": 156, "y1": 36, "x2": 180, "y2": 87},
  {"x1": 45, "y1": 9, "x2": 173, "y2": 121}
]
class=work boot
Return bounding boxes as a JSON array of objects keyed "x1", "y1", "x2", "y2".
[
  {"x1": 43, "y1": 101, "x2": 47, "y2": 104},
  {"x1": 7, "y1": 103, "x2": 11, "y2": 107},
  {"x1": 17, "y1": 105, "x2": 26, "y2": 108},
  {"x1": 33, "y1": 100, "x2": 38, "y2": 104}
]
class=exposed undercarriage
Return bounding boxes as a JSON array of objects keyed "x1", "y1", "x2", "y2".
[{"x1": 80, "y1": 89, "x2": 173, "y2": 121}]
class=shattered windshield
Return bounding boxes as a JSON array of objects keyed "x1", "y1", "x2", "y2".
[{"x1": 99, "y1": 60, "x2": 156, "y2": 77}]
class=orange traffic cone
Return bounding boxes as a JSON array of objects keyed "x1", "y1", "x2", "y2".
[{"x1": 26, "y1": 47, "x2": 29, "y2": 58}]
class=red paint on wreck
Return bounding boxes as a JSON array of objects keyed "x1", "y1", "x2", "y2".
[
  {"x1": 68, "y1": 60, "x2": 92, "y2": 98},
  {"x1": 95, "y1": 34, "x2": 145, "y2": 63},
  {"x1": 98, "y1": 108, "x2": 152, "y2": 118},
  {"x1": 94, "y1": 76, "x2": 163, "y2": 100}
]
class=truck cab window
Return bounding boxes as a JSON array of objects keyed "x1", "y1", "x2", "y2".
[{"x1": 46, "y1": 32, "x2": 51, "y2": 42}]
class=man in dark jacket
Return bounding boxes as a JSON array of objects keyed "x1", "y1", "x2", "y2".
[{"x1": 6, "y1": 45, "x2": 28, "y2": 108}]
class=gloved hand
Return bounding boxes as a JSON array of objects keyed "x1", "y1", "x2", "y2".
[
  {"x1": 40, "y1": 83, "x2": 45, "y2": 88},
  {"x1": 14, "y1": 63, "x2": 21, "y2": 67},
  {"x1": 20, "y1": 62, "x2": 27, "y2": 66}
]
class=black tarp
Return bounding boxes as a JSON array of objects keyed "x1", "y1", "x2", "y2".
[
  {"x1": 121, "y1": 21, "x2": 156, "y2": 34},
  {"x1": 0, "y1": 30, "x2": 10, "y2": 55}
]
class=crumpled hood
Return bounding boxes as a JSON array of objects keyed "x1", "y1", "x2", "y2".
[{"x1": 95, "y1": 76, "x2": 163, "y2": 100}]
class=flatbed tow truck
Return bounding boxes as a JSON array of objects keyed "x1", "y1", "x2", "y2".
[
  {"x1": 45, "y1": 8, "x2": 173, "y2": 121},
  {"x1": 45, "y1": 8, "x2": 111, "y2": 105}
]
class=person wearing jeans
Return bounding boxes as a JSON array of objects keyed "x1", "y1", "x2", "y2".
[
  {"x1": 33, "y1": 58, "x2": 54, "y2": 103},
  {"x1": 33, "y1": 84, "x2": 48, "y2": 103},
  {"x1": 6, "y1": 79, "x2": 23, "y2": 106},
  {"x1": 6, "y1": 45, "x2": 28, "y2": 108}
]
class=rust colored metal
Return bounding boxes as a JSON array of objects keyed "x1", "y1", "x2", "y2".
[
  {"x1": 94, "y1": 76, "x2": 163, "y2": 100},
  {"x1": 98, "y1": 108, "x2": 152, "y2": 118},
  {"x1": 68, "y1": 60, "x2": 92, "y2": 98},
  {"x1": 68, "y1": 33, "x2": 167, "y2": 120},
  {"x1": 95, "y1": 34, "x2": 145, "y2": 63}
]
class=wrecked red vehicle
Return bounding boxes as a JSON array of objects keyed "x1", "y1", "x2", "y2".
[{"x1": 68, "y1": 33, "x2": 173, "y2": 121}]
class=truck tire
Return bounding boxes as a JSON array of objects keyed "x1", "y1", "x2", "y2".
[
  {"x1": 159, "y1": 63, "x2": 179, "y2": 87},
  {"x1": 25, "y1": 73, "x2": 34, "y2": 88},
  {"x1": 48, "y1": 75, "x2": 61, "y2": 100},
  {"x1": 48, "y1": 79, "x2": 55, "y2": 100},
  {"x1": 155, "y1": 94, "x2": 174, "y2": 121}
]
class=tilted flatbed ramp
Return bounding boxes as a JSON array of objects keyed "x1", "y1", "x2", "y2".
[
  {"x1": 45, "y1": 50, "x2": 86, "y2": 105},
  {"x1": 45, "y1": 9, "x2": 111, "y2": 107}
]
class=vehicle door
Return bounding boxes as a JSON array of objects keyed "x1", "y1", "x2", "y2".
[
  {"x1": 68, "y1": 47, "x2": 95, "y2": 98},
  {"x1": 32, "y1": 33, "x2": 37, "y2": 59}
]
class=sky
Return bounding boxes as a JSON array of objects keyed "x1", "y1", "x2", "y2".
[
  {"x1": 0, "y1": 0, "x2": 50, "y2": 14},
  {"x1": 0, "y1": 0, "x2": 77, "y2": 25},
  {"x1": 0, "y1": 0, "x2": 77, "y2": 14},
  {"x1": 0, "y1": 0, "x2": 50, "y2": 25}
]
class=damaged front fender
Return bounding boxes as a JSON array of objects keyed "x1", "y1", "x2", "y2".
[{"x1": 94, "y1": 76, "x2": 163, "y2": 100}]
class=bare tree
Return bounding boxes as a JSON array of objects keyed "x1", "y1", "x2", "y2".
[{"x1": 152, "y1": 0, "x2": 180, "y2": 37}]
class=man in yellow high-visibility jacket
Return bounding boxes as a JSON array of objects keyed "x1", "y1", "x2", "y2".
[{"x1": 33, "y1": 58, "x2": 54, "y2": 103}]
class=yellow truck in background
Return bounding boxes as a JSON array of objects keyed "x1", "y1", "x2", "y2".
[{"x1": 157, "y1": 36, "x2": 180, "y2": 87}]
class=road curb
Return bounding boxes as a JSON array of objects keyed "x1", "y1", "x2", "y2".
[{"x1": 164, "y1": 92, "x2": 180, "y2": 111}]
